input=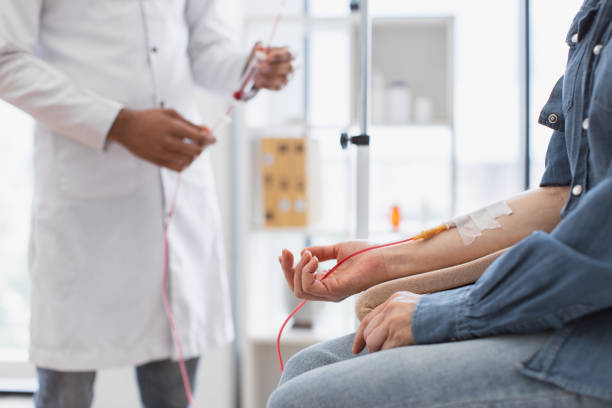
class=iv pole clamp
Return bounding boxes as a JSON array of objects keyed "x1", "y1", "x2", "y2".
[{"x1": 340, "y1": 132, "x2": 370, "y2": 150}]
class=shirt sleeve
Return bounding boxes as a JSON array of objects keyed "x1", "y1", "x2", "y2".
[
  {"x1": 412, "y1": 173, "x2": 612, "y2": 344},
  {"x1": 186, "y1": 0, "x2": 251, "y2": 93},
  {"x1": 0, "y1": 1, "x2": 123, "y2": 152}
]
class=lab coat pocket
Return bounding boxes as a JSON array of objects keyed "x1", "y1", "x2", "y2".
[{"x1": 57, "y1": 138, "x2": 139, "y2": 199}]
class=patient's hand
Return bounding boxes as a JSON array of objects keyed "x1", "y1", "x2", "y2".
[
  {"x1": 352, "y1": 291, "x2": 422, "y2": 354},
  {"x1": 279, "y1": 241, "x2": 388, "y2": 302}
]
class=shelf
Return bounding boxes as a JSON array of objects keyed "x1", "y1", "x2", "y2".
[
  {"x1": 249, "y1": 325, "x2": 352, "y2": 346},
  {"x1": 244, "y1": 123, "x2": 452, "y2": 134}
]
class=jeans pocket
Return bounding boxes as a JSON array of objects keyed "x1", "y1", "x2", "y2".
[{"x1": 563, "y1": 3, "x2": 600, "y2": 112}]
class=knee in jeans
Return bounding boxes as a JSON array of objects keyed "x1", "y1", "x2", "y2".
[
  {"x1": 280, "y1": 349, "x2": 311, "y2": 383},
  {"x1": 281, "y1": 344, "x2": 341, "y2": 384},
  {"x1": 267, "y1": 387, "x2": 289, "y2": 408}
]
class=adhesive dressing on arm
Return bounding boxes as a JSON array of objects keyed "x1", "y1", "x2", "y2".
[
  {"x1": 447, "y1": 201, "x2": 513, "y2": 245},
  {"x1": 276, "y1": 203, "x2": 513, "y2": 371}
]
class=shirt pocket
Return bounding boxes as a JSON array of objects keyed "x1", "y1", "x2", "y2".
[
  {"x1": 592, "y1": 42, "x2": 612, "y2": 112},
  {"x1": 562, "y1": 2, "x2": 600, "y2": 113}
]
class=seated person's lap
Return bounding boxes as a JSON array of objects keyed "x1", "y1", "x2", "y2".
[{"x1": 268, "y1": 332, "x2": 611, "y2": 408}]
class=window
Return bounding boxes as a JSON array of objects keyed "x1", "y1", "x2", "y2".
[
  {"x1": 530, "y1": 0, "x2": 583, "y2": 185},
  {"x1": 0, "y1": 101, "x2": 33, "y2": 357}
]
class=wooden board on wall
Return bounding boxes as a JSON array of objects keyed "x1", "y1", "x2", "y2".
[{"x1": 260, "y1": 138, "x2": 309, "y2": 228}]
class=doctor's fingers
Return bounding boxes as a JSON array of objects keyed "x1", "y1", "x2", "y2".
[
  {"x1": 254, "y1": 74, "x2": 289, "y2": 91},
  {"x1": 259, "y1": 60, "x2": 294, "y2": 76},
  {"x1": 169, "y1": 120, "x2": 216, "y2": 147},
  {"x1": 158, "y1": 159, "x2": 190, "y2": 172},
  {"x1": 164, "y1": 137, "x2": 204, "y2": 158},
  {"x1": 264, "y1": 47, "x2": 293, "y2": 63},
  {"x1": 158, "y1": 152, "x2": 196, "y2": 172},
  {"x1": 163, "y1": 109, "x2": 211, "y2": 136}
]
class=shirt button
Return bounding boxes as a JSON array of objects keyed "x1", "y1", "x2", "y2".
[
  {"x1": 572, "y1": 185, "x2": 583, "y2": 197},
  {"x1": 583, "y1": 117, "x2": 590, "y2": 130},
  {"x1": 548, "y1": 114, "x2": 558, "y2": 124},
  {"x1": 593, "y1": 44, "x2": 603, "y2": 56},
  {"x1": 571, "y1": 33, "x2": 579, "y2": 44}
]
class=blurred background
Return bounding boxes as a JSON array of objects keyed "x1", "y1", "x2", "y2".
[{"x1": 0, "y1": 0, "x2": 583, "y2": 407}]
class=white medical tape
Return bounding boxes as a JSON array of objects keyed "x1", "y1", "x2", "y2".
[{"x1": 448, "y1": 201, "x2": 513, "y2": 245}]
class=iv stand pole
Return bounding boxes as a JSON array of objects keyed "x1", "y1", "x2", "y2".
[
  {"x1": 340, "y1": 0, "x2": 371, "y2": 239},
  {"x1": 355, "y1": 0, "x2": 371, "y2": 239}
]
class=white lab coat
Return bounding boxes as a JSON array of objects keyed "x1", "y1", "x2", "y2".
[{"x1": 0, "y1": 0, "x2": 248, "y2": 370}]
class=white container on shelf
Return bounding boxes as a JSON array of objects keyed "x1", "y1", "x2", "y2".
[
  {"x1": 372, "y1": 71, "x2": 386, "y2": 125},
  {"x1": 414, "y1": 96, "x2": 434, "y2": 124},
  {"x1": 386, "y1": 81, "x2": 412, "y2": 125}
]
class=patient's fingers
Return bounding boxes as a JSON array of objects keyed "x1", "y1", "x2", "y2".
[
  {"x1": 362, "y1": 310, "x2": 385, "y2": 346},
  {"x1": 293, "y1": 251, "x2": 312, "y2": 298},
  {"x1": 365, "y1": 324, "x2": 388, "y2": 353},
  {"x1": 306, "y1": 245, "x2": 338, "y2": 262},
  {"x1": 353, "y1": 308, "x2": 378, "y2": 354},
  {"x1": 353, "y1": 323, "x2": 367, "y2": 354},
  {"x1": 301, "y1": 255, "x2": 319, "y2": 296},
  {"x1": 280, "y1": 249, "x2": 295, "y2": 291}
]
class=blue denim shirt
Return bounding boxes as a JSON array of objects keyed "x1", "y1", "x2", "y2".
[{"x1": 412, "y1": 0, "x2": 612, "y2": 402}]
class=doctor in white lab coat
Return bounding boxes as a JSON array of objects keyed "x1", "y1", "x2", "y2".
[{"x1": 0, "y1": 0, "x2": 293, "y2": 406}]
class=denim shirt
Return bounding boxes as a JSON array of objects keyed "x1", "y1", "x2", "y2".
[{"x1": 411, "y1": 0, "x2": 612, "y2": 402}]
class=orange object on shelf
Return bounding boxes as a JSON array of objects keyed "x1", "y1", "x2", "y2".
[{"x1": 391, "y1": 205, "x2": 401, "y2": 231}]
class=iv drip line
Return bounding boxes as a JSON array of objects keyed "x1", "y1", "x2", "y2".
[
  {"x1": 161, "y1": 0, "x2": 289, "y2": 405},
  {"x1": 276, "y1": 224, "x2": 451, "y2": 373}
]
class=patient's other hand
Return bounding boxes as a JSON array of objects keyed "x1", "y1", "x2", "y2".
[
  {"x1": 352, "y1": 291, "x2": 422, "y2": 354},
  {"x1": 278, "y1": 241, "x2": 388, "y2": 302}
]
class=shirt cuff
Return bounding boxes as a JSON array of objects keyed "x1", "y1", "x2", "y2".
[
  {"x1": 77, "y1": 94, "x2": 123, "y2": 152},
  {"x1": 55, "y1": 90, "x2": 123, "y2": 152},
  {"x1": 411, "y1": 286, "x2": 472, "y2": 344}
]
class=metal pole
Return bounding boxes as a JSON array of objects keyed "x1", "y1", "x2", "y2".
[
  {"x1": 356, "y1": 0, "x2": 371, "y2": 239},
  {"x1": 521, "y1": 0, "x2": 531, "y2": 189}
]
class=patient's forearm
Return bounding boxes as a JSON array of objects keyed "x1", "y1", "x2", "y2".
[{"x1": 383, "y1": 186, "x2": 569, "y2": 280}]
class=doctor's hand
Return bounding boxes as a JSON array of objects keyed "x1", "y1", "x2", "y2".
[
  {"x1": 279, "y1": 241, "x2": 389, "y2": 302},
  {"x1": 251, "y1": 45, "x2": 294, "y2": 91},
  {"x1": 108, "y1": 108, "x2": 216, "y2": 172},
  {"x1": 352, "y1": 291, "x2": 422, "y2": 354}
]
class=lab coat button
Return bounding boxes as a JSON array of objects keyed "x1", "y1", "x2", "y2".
[
  {"x1": 583, "y1": 118, "x2": 590, "y2": 130},
  {"x1": 160, "y1": 101, "x2": 165, "y2": 108},
  {"x1": 151, "y1": 47, "x2": 158, "y2": 53},
  {"x1": 548, "y1": 114, "x2": 558, "y2": 124},
  {"x1": 571, "y1": 33, "x2": 579, "y2": 44},
  {"x1": 594, "y1": 44, "x2": 603, "y2": 56},
  {"x1": 572, "y1": 185, "x2": 583, "y2": 197}
]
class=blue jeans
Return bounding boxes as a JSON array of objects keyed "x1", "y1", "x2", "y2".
[
  {"x1": 35, "y1": 358, "x2": 199, "y2": 408},
  {"x1": 268, "y1": 333, "x2": 612, "y2": 408}
]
